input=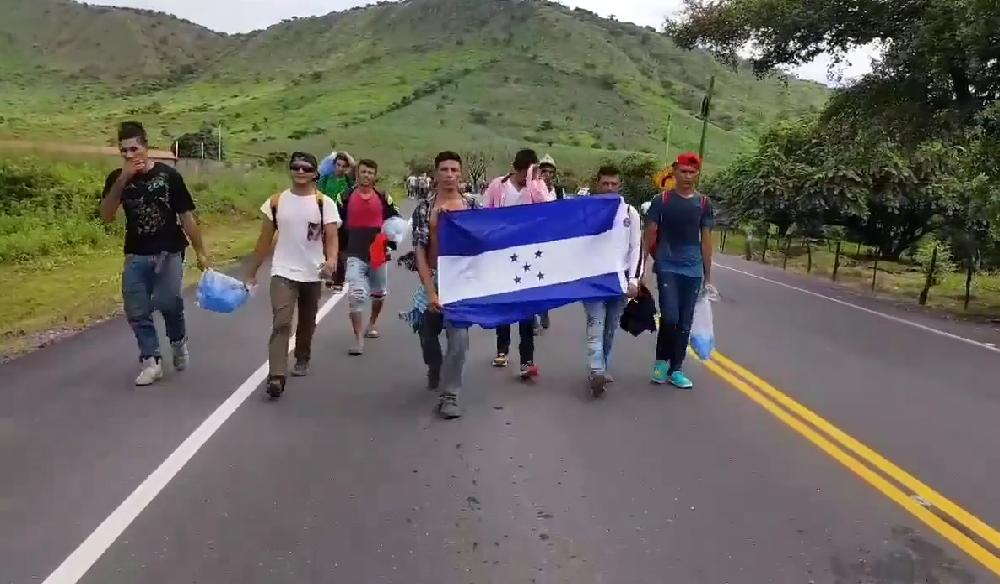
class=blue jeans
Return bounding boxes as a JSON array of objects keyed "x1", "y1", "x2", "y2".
[
  {"x1": 122, "y1": 252, "x2": 186, "y2": 361},
  {"x1": 655, "y1": 271, "x2": 702, "y2": 372},
  {"x1": 583, "y1": 296, "x2": 627, "y2": 374}
]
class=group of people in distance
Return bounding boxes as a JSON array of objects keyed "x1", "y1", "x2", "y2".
[{"x1": 99, "y1": 121, "x2": 714, "y2": 420}]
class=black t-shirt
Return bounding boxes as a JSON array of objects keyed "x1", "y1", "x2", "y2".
[{"x1": 103, "y1": 162, "x2": 195, "y2": 255}]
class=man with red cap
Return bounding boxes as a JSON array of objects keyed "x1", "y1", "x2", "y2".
[{"x1": 643, "y1": 152, "x2": 714, "y2": 389}]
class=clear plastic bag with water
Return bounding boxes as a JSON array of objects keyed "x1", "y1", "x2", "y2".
[
  {"x1": 196, "y1": 269, "x2": 251, "y2": 314},
  {"x1": 689, "y1": 287, "x2": 716, "y2": 360}
]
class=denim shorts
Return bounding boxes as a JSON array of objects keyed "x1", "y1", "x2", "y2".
[{"x1": 346, "y1": 256, "x2": 388, "y2": 312}]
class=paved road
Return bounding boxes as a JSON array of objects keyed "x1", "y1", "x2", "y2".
[{"x1": 3, "y1": 223, "x2": 1000, "y2": 583}]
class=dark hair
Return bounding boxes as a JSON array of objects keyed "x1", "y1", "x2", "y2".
[
  {"x1": 288, "y1": 151, "x2": 319, "y2": 170},
  {"x1": 513, "y1": 148, "x2": 539, "y2": 172},
  {"x1": 435, "y1": 151, "x2": 463, "y2": 168},
  {"x1": 118, "y1": 121, "x2": 148, "y2": 146},
  {"x1": 597, "y1": 165, "x2": 620, "y2": 178},
  {"x1": 357, "y1": 158, "x2": 378, "y2": 172},
  {"x1": 334, "y1": 152, "x2": 351, "y2": 165}
]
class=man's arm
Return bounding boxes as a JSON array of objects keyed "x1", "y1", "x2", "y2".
[
  {"x1": 701, "y1": 227, "x2": 713, "y2": 284},
  {"x1": 244, "y1": 218, "x2": 276, "y2": 286},
  {"x1": 323, "y1": 222, "x2": 339, "y2": 271},
  {"x1": 642, "y1": 222, "x2": 658, "y2": 278},
  {"x1": 415, "y1": 245, "x2": 441, "y2": 311},
  {"x1": 179, "y1": 212, "x2": 210, "y2": 270}
]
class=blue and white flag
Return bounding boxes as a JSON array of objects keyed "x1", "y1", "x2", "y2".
[{"x1": 438, "y1": 195, "x2": 630, "y2": 328}]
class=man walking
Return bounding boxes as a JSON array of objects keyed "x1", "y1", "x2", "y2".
[
  {"x1": 534, "y1": 154, "x2": 565, "y2": 332},
  {"x1": 318, "y1": 151, "x2": 355, "y2": 292},
  {"x1": 413, "y1": 151, "x2": 481, "y2": 419},
  {"x1": 643, "y1": 152, "x2": 714, "y2": 389},
  {"x1": 100, "y1": 121, "x2": 211, "y2": 386},
  {"x1": 582, "y1": 166, "x2": 642, "y2": 397},
  {"x1": 483, "y1": 148, "x2": 553, "y2": 379},
  {"x1": 245, "y1": 152, "x2": 341, "y2": 399},
  {"x1": 339, "y1": 158, "x2": 400, "y2": 355}
]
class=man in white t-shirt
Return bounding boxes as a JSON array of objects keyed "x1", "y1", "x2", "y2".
[{"x1": 244, "y1": 152, "x2": 341, "y2": 399}]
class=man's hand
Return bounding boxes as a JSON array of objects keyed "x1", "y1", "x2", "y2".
[
  {"x1": 320, "y1": 259, "x2": 338, "y2": 280},
  {"x1": 120, "y1": 158, "x2": 145, "y2": 182},
  {"x1": 428, "y1": 293, "x2": 443, "y2": 313},
  {"x1": 196, "y1": 253, "x2": 211, "y2": 271},
  {"x1": 627, "y1": 282, "x2": 639, "y2": 299},
  {"x1": 243, "y1": 270, "x2": 258, "y2": 289}
]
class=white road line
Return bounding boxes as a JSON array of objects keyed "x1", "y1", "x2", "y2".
[
  {"x1": 43, "y1": 217, "x2": 413, "y2": 584},
  {"x1": 716, "y1": 263, "x2": 1000, "y2": 354},
  {"x1": 41, "y1": 290, "x2": 345, "y2": 584}
]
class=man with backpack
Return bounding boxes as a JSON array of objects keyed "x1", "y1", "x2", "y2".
[
  {"x1": 338, "y1": 158, "x2": 400, "y2": 355},
  {"x1": 643, "y1": 152, "x2": 714, "y2": 389},
  {"x1": 244, "y1": 152, "x2": 341, "y2": 399}
]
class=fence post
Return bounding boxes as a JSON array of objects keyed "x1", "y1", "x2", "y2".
[
  {"x1": 919, "y1": 244, "x2": 939, "y2": 306},
  {"x1": 744, "y1": 234, "x2": 752, "y2": 261},
  {"x1": 782, "y1": 237, "x2": 792, "y2": 270},
  {"x1": 871, "y1": 256, "x2": 879, "y2": 292},
  {"x1": 964, "y1": 258, "x2": 974, "y2": 311},
  {"x1": 856, "y1": 241, "x2": 862, "y2": 255},
  {"x1": 721, "y1": 229, "x2": 728, "y2": 253},
  {"x1": 832, "y1": 240, "x2": 842, "y2": 281},
  {"x1": 806, "y1": 240, "x2": 813, "y2": 273},
  {"x1": 762, "y1": 232, "x2": 770, "y2": 263}
]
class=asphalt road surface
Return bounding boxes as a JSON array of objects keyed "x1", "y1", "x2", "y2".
[{"x1": 3, "y1": 218, "x2": 1000, "y2": 583}]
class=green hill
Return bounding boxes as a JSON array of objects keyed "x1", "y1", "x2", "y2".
[{"x1": 0, "y1": 0, "x2": 830, "y2": 176}]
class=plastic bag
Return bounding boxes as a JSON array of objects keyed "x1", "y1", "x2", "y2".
[
  {"x1": 318, "y1": 152, "x2": 337, "y2": 179},
  {"x1": 689, "y1": 294, "x2": 715, "y2": 360},
  {"x1": 382, "y1": 216, "x2": 409, "y2": 243},
  {"x1": 196, "y1": 269, "x2": 250, "y2": 314}
]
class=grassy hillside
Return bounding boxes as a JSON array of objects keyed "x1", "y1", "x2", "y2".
[{"x1": 0, "y1": 0, "x2": 830, "y2": 177}]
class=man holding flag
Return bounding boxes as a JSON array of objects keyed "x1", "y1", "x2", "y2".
[
  {"x1": 413, "y1": 151, "x2": 481, "y2": 420},
  {"x1": 483, "y1": 149, "x2": 554, "y2": 379},
  {"x1": 581, "y1": 166, "x2": 643, "y2": 397}
]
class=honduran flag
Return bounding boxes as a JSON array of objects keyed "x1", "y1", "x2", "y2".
[{"x1": 438, "y1": 195, "x2": 631, "y2": 328}]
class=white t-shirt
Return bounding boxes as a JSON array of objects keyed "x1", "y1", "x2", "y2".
[
  {"x1": 501, "y1": 179, "x2": 528, "y2": 207},
  {"x1": 260, "y1": 191, "x2": 341, "y2": 282}
]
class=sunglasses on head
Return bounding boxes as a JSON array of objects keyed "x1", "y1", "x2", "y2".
[{"x1": 290, "y1": 164, "x2": 315, "y2": 173}]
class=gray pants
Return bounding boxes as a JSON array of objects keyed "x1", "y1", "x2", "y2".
[{"x1": 420, "y1": 311, "x2": 469, "y2": 397}]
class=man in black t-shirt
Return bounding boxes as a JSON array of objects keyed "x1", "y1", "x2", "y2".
[{"x1": 100, "y1": 121, "x2": 211, "y2": 387}]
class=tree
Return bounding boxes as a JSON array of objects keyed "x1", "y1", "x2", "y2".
[
  {"x1": 667, "y1": 0, "x2": 1000, "y2": 142},
  {"x1": 465, "y1": 151, "x2": 491, "y2": 192},
  {"x1": 175, "y1": 122, "x2": 224, "y2": 160}
]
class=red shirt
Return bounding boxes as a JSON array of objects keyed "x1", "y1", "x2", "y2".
[{"x1": 345, "y1": 190, "x2": 385, "y2": 260}]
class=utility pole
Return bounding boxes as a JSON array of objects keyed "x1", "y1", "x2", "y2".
[
  {"x1": 663, "y1": 113, "x2": 673, "y2": 164},
  {"x1": 217, "y1": 124, "x2": 223, "y2": 161},
  {"x1": 697, "y1": 75, "x2": 715, "y2": 163}
]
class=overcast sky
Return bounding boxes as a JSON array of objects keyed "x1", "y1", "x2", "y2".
[{"x1": 89, "y1": 0, "x2": 876, "y2": 85}]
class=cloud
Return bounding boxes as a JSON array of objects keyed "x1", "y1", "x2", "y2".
[{"x1": 87, "y1": 0, "x2": 875, "y2": 84}]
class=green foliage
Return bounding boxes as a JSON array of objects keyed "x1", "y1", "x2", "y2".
[
  {"x1": 175, "y1": 123, "x2": 225, "y2": 160},
  {"x1": 915, "y1": 237, "x2": 958, "y2": 275}
]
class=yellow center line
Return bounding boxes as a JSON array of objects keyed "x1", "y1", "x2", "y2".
[{"x1": 696, "y1": 351, "x2": 1000, "y2": 577}]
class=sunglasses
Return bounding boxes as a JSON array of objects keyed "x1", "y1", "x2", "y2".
[{"x1": 290, "y1": 164, "x2": 316, "y2": 173}]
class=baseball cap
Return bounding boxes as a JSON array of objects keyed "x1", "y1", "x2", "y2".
[
  {"x1": 675, "y1": 152, "x2": 702, "y2": 170},
  {"x1": 539, "y1": 154, "x2": 557, "y2": 169}
]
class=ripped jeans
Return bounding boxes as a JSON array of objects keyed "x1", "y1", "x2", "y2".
[{"x1": 583, "y1": 296, "x2": 627, "y2": 374}]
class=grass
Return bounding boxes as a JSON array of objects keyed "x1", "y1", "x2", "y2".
[
  {"x1": 0, "y1": 153, "x2": 284, "y2": 358},
  {"x1": 0, "y1": 0, "x2": 830, "y2": 181},
  {"x1": 714, "y1": 231, "x2": 1000, "y2": 320}
]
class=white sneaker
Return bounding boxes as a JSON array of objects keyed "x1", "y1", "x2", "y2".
[
  {"x1": 171, "y1": 340, "x2": 189, "y2": 372},
  {"x1": 135, "y1": 357, "x2": 163, "y2": 386}
]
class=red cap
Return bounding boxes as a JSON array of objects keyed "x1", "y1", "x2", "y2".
[{"x1": 675, "y1": 152, "x2": 702, "y2": 170}]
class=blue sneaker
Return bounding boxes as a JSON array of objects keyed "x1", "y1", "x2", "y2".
[
  {"x1": 669, "y1": 370, "x2": 694, "y2": 390},
  {"x1": 651, "y1": 361, "x2": 670, "y2": 384}
]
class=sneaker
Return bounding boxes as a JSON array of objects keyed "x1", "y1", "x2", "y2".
[
  {"x1": 266, "y1": 376, "x2": 285, "y2": 399},
  {"x1": 492, "y1": 353, "x2": 509, "y2": 368},
  {"x1": 349, "y1": 339, "x2": 364, "y2": 356},
  {"x1": 605, "y1": 373, "x2": 615, "y2": 384},
  {"x1": 650, "y1": 361, "x2": 670, "y2": 385},
  {"x1": 436, "y1": 393, "x2": 462, "y2": 420},
  {"x1": 171, "y1": 340, "x2": 189, "y2": 372},
  {"x1": 520, "y1": 362, "x2": 539, "y2": 380},
  {"x1": 588, "y1": 371, "x2": 608, "y2": 398},
  {"x1": 364, "y1": 328, "x2": 381, "y2": 339},
  {"x1": 135, "y1": 357, "x2": 163, "y2": 386},
  {"x1": 669, "y1": 370, "x2": 694, "y2": 390},
  {"x1": 540, "y1": 314, "x2": 551, "y2": 330},
  {"x1": 331, "y1": 284, "x2": 344, "y2": 293},
  {"x1": 427, "y1": 367, "x2": 441, "y2": 391},
  {"x1": 290, "y1": 360, "x2": 309, "y2": 377}
]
